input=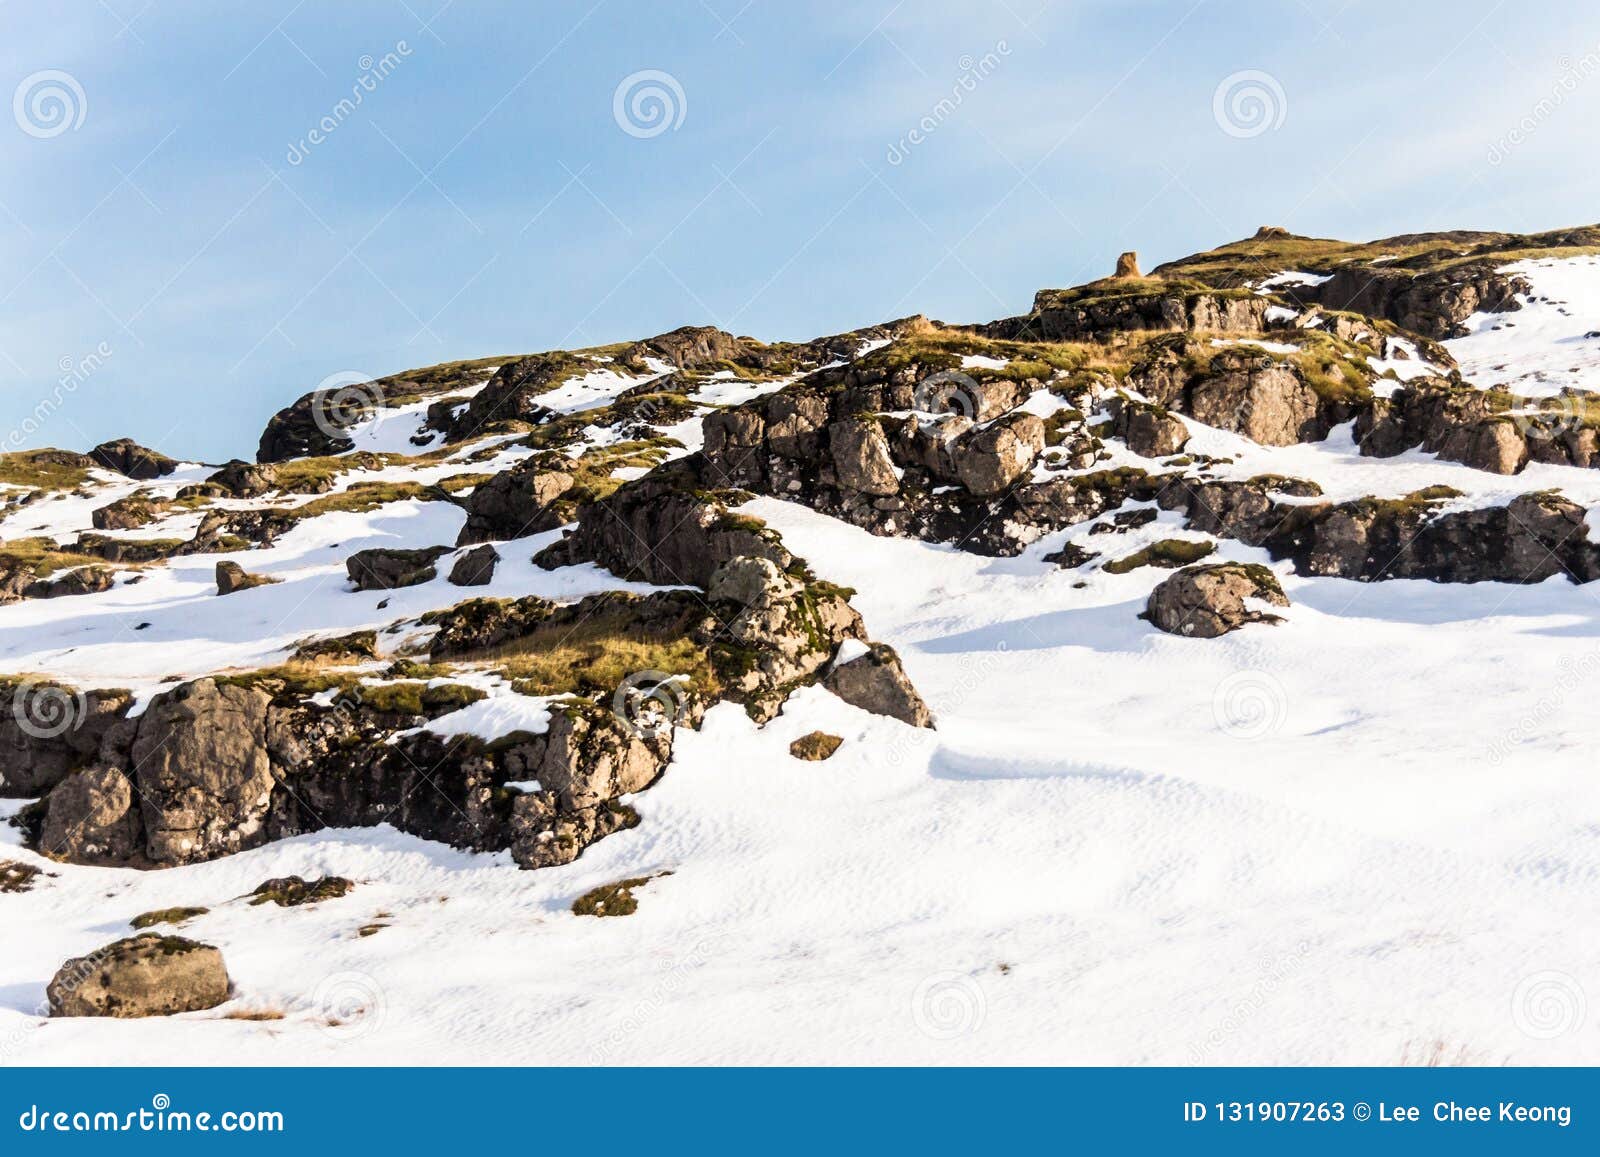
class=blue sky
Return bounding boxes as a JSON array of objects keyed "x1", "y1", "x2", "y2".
[{"x1": 3, "y1": 0, "x2": 1600, "y2": 461}]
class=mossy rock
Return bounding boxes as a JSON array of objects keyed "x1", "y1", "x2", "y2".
[
  {"x1": 130, "y1": 906, "x2": 209, "y2": 929},
  {"x1": 789, "y1": 731, "x2": 844, "y2": 761},
  {"x1": 571, "y1": 872, "x2": 668, "y2": 918},
  {"x1": 1103, "y1": 538, "x2": 1215, "y2": 574},
  {"x1": 249, "y1": 875, "x2": 354, "y2": 907},
  {"x1": 0, "y1": 859, "x2": 50, "y2": 894}
]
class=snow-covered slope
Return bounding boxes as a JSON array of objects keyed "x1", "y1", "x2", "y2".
[{"x1": 5, "y1": 245, "x2": 1600, "y2": 1065}]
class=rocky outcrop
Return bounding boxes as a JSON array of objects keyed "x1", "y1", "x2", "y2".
[
  {"x1": 984, "y1": 288, "x2": 1272, "y2": 342},
  {"x1": 1145, "y1": 563, "x2": 1289, "y2": 638},
  {"x1": 216, "y1": 561, "x2": 279, "y2": 595},
  {"x1": 1295, "y1": 261, "x2": 1527, "y2": 340},
  {"x1": 448, "y1": 544, "x2": 499, "y2": 586},
  {"x1": 1130, "y1": 342, "x2": 1348, "y2": 447},
  {"x1": 824, "y1": 643, "x2": 934, "y2": 728},
  {"x1": 534, "y1": 461, "x2": 792, "y2": 587},
  {"x1": 445, "y1": 354, "x2": 578, "y2": 442},
  {"x1": 91, "y1": 493, "x2": 168, "y2": 531},
  {"x1": 1, "y1": 565, "x2": 118, "y2": 604},
  {"x1": 455, "y1": 462, "x2": 573, "y2": 544},
  {"x1": 47, "y1": 934, "x2": 230, "y2": 1017},
  {"x1": 206, "y1": 459, "x2": 280, "y2": 498},
  {"x1": 1155, "y1": 478, "x2": 1600, "y2": 584},
  {"x1": 1355, "y1": 381, "x2": 1600, "y2": 476},
  {"x1": 1114, "y1": 252, "x2": 1142, "y2": 278},
  {"x1": 346, "y1": 546, "x2": 451, "y2": 591},
  {"x1": 90, "y1": 438, "x2": 177, "y2": 480},
  {"x1": 0, "y1": 684, "x2": 133, "y2": 797},
  {"x1": 257, "y1": 391, "x2": 372, "y2": 462}
]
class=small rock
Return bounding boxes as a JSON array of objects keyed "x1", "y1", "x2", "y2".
[
  {"x1": 789, "y1": 731, "x2": 843, "y2": 761},
  {"x1": 448, "y1": 544, "x2": 500, "y2": 587},
  {"x1": 47, "y1": 933, "x2": 230, "y2": 1018},
  {"x1": 215, "y1": 560, "x2": 280, "y2": 596},
  {"x1": 1114, "y1": 251, "x2": 1142, "y2": 278}
]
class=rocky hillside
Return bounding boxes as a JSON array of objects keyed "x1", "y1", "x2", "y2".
[{"x1": 5, "y1": 222, "x2": 1600, "y2": 1060}]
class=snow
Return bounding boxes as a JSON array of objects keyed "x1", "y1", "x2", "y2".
[
  {"x1": 7, "y1": 263, "x2": 1600, "y2": 1065},
  {"x1": 1257, "y1": 270, "x2": 1332, "y2": 290},
  {"x1": 1445, "y1": 255, "x2": 1600, "y2": 397},
  {"x1": 399, "y1": 685, "x2": 553, "y2": 742},
  {"x1": 960, "y1": 354, "x2": 1010, "y2": 371}
]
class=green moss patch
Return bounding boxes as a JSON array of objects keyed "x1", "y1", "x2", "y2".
[{"x1": 1103, "y1": 538, "x2": 1216, "y2": 574}]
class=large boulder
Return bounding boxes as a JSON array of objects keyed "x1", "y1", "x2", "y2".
[
  {"x1": 824, "y1": 642, "x2": 934, "y2": 728},
  {"x1": 346, "y1": 546, "x2": 451, "y2": 591},
  {"x1": 130, "y1": 679, "x2": 276, "y2": 864},
  {"x1": 455, "y1": 463, "x2": 574, "y2": 544},
  {"x1": 950, "y1": 413, "x2": 1044, "y2": 496},
  {"x1": 1188, "y1": 355, "x2": 1323, "y2": 447},
  {"x1": 829, "y1": 418, "x2": 900, "y2": 496},
  {"x1": 38, "y1": 765, "x2": 141, "y2": 863},
  {"x1": 1145, "y1": 563, "x2": 1290, "y2": 638},
  {"x1": 47, "y1": 934, "x2": 230, "y2": 1017},
  {"x1": 1117, "y1": 402, "x2": 1189, "y2": 458},
  {"x1": 90, "y1": 438, "x2": 177, "y2": 480}
]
